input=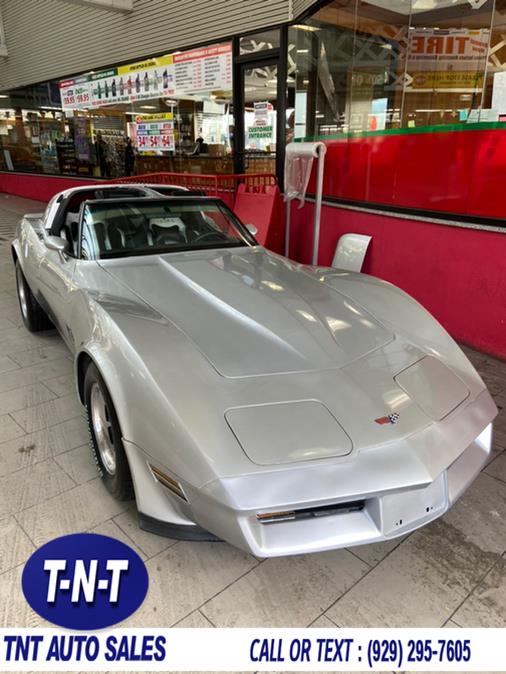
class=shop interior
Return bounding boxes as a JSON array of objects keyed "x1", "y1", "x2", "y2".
[{"x1": 1, "y1": 0, "x2": 502, "y2": 180}]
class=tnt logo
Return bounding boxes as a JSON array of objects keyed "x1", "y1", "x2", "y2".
[
  {"x1": 44, "y1": 559, "x2": 129, "y2": 604},
  {"x1": 22, "y1": 533, "x2": 149, "y2": 630}
]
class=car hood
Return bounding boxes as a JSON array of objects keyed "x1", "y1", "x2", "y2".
[{"x1": 100, "y1": 247, "x2": 393, "y2": 378}]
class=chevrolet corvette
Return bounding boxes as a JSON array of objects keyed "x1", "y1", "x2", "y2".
[{"x1": 11, "y1": 188, "x2": 497, "y2": 557}]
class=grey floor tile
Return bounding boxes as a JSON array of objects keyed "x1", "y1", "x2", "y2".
[
  {"x1": 0, "y1": 382, "x2": 56, "y2": 415},
  {"x1": 452, "y1": 555, "x2": 506, "y2": 627},
  {"x1": 0, "y1": 458, "x2": 75, "y2": 517},
  {"x1": 484, "y1": 452, "x2": 506, "y2": 484},
  {"x1": 326, "y1": 518, "x2": 498, "y2": 628},
  {"x1": 0, "y1": 515, "x2": 34, "y2": 575},
  {"x1": 0, "y1": 413, "x2": 25, "y2": 442},
  {"x1": 43, "y1": 373, "x2": 76, "y2": 397},
  {"x1": 10, "y1": 392, "x2": 82, "y2": 433},
  {"x1": 442, "y1": 473, "x2": 506, "y2": 556},
  {"x1": 310, "y1": 614, "x2": 339, "y2": 628},
  {"x1": 0, "y1": 326, "x2": 40, "y2": 346},
  {"x1": 0, "y1": 355, "x2": 20, "y2": 374},
  {"x1": 0, "y1": 318, "x2": 15, "y2": 331},
  {"x1": 202, "y1": 549, "x2": 369, "y2": 627},
  {"x1": 174, "y1": 609, "x2": 214, "y2": 627},
  {"x1": 478, "y1": 362, "x2": 506, "y2": 396},
  {"x1": 16, "y1": 478, "x2": 131, "y2": 547},
  {"x1": 54, "y1": 444, "x2": 98, "y2": 484},
  {"x1": 0, "y1": 358, "x2": 74, "y2": 394},
  {"x1": 348, "y1": 535, "x2": 407, "y2": 567},
  {"x1": 0, "y1": 566, "x2": 44, "y2": 628},
  {"x1": 125, "y1": 541, "x2": 257, "y2": 627},
  {"x1": 113, "y1": 506, "x2": 178, "y2": 559},
  {"x1": 89, "y1": 519, "x2": 147, "y2": 561},
  {"x1": 0, "y1": 416, "x2": 88, "y2": 477},
  {"x1": 0, "y1": 334, "x2": 62, "y2": 358}
]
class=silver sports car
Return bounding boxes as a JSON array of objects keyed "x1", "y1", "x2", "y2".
[{"x1": 12, "y1": 186, "x2": 497, "y2": 557}]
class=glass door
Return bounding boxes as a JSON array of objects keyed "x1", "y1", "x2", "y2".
[{"x1": 241, "y1": 59, "x2": 278, "y2": 175}]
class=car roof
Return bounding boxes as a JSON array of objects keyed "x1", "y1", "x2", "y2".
[{"x1": 56, "y1": 183, "x2": 182, "y2": 199}]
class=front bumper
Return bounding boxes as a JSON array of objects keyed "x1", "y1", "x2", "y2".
[
  {"x1": 128, "y1": 389, "x2": 496, "y2": 557},
  {"x1": 189, "y1": 390, "x2": 496, "y2": 557}
]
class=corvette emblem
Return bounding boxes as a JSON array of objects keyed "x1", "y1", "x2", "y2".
[{"x1": 375, "y1": 413, "x2": 400, "y2": 425}]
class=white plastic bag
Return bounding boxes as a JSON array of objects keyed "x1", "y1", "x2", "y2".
[{"x1": 284, "y1": 142, "x2": 326, "y2": 207}]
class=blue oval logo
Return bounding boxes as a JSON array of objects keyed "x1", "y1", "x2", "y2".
[{"x1": 22, "y1": 533, "x2": 148, "y2": 630}]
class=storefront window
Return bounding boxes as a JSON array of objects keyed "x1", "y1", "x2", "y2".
[
  {"x1": 239, "y1": 29, "x2": 280, "y2": 55},
  {"x1": 0, "y1": 41, "x2": 234, "y2": 178},
  {"x1": 290, "y1": 0, "x2": 497, "y2": 138}
]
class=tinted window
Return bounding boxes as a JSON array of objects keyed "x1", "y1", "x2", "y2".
[{"x1": 80, "y1": 199, "x2": 251, "y2": 260}]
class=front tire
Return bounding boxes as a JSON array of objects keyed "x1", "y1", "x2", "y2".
[
  {"x1": 84, "y1": 362, "x2": 134, "y2": 501},
  {"x1": 15, "y1": 262, "x2": 53, "y2": 332}
]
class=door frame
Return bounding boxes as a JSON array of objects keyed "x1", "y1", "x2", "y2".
[{"x1": 232, "y1": 26, "x2": 288, "y2": 189}]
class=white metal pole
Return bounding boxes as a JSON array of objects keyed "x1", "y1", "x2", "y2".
[
  {"x1": 285, "y1": 199, "x2": 291, "y2": 258},
  {"x1": 312, "y1": 147, "x2": 325, "y2": 265}
]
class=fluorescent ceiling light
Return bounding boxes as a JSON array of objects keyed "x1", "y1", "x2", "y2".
[{"x1": 294, "y1": 25, "x2": 319, "y2": 32}]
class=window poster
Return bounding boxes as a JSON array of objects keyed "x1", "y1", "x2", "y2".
[
  {"x1": 406, "y1": 28, "x2": 490, "y2": 91},
  {"x1": 134, "y1": 112, "x2": 175, "y2": 152},
  {"x1": 59, "y1": 43, "x2": 232, "y2": 112}
]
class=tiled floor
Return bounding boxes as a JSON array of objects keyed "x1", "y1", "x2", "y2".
[{"x1": 0, "y1": 193, "x2": 505, "y2": 659}]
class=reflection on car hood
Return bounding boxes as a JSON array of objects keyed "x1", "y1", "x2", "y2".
[{"x1": 100, "y1": 247, "x2": 393, "y2": 377}]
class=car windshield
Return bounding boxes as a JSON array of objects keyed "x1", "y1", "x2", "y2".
[{"x1": 80, "y1": 198, "x2": 252, "y2": 260}]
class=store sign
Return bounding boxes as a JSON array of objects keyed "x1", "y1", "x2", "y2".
[
  {"x1": 89, "y1": 56, "x2": 175, "y2": 108},
  {"x1": 407, "y1": 28, "x2": 489, "y2": 90},
  {"x1": 253, "y1": 101, "x2": 271, "y2": 125},
  {"x1": 173, "y1": 43, "x2": 232, "y2": 95},
  {"x1": 135, "y1": 112, "x2": 174, "y2": 152},
  {"x1": 59, "y1": 43, "x2": 232, "y2": 111},
  {"x1": 59, "y1": 76, "x2": 92, "y2": 110}
]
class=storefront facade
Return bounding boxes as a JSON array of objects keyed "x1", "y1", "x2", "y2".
[
  {"x1": 0, "y1": 0, "x2": 505, "y2": 357},
  {"x1": 1, "y1": 0, "x2": 505, "y2": 201}
]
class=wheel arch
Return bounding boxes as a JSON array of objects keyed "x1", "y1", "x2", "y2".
[
  {"x1": 76, "y1": 350, "x2": 93, "y2": 405},
  {"x1": 74, "y1": 345, "x2": 133, "y2": 442}
]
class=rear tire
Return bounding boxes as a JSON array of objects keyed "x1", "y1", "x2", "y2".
[
  {"x1": 15, "y1": 262, "x2": 53, "y2": 332},
  {"x1": 84, "y1": 362, "x2": 134, "y2": 501}
]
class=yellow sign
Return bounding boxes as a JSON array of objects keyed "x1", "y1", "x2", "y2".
[
  {"x1": 118, "y1": 55, "x2": 173, "y2": 75},
  {"x1": 412, "y1": 71, "x2": 484, "y2": 89},
  {"x1": 135, "y1": 112, "x2": 173, "y2": 122}
]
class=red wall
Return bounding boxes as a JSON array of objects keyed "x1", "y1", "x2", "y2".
[
  {"x1": 310, "y1": 122, "x2": 506, "y2": 219},
  {"x1": 290, "y1": 202, "x2": 506, "y2": 360},
  {"x1": 0, "y1": 172, "x2": 97, "y2": 202},
  {"x1": 2, "y1": 123, "x2": 505, "y2": 359}
]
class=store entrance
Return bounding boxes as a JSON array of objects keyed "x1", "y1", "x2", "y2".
[
  {"x1": 240, "y1": 59, "x2": 278, "y2": 175},
  {"x1": 234, "y1": 55, "x2": 284, "y2": 179}
]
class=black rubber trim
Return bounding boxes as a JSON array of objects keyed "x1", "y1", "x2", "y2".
[
  {"x1": 139, "y1": 512, "x2": 221, "y2": 542},
  {"x1": 305, "y1": 193, "x2": 506, "y2": 230}
]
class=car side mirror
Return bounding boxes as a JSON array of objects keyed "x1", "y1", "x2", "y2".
[
  {"x1": 46, "y1": 236, "x2": 70, "y2": 255},
  {"x1": 246, "y1": 223, "x2": 258, "y2": 237}
]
